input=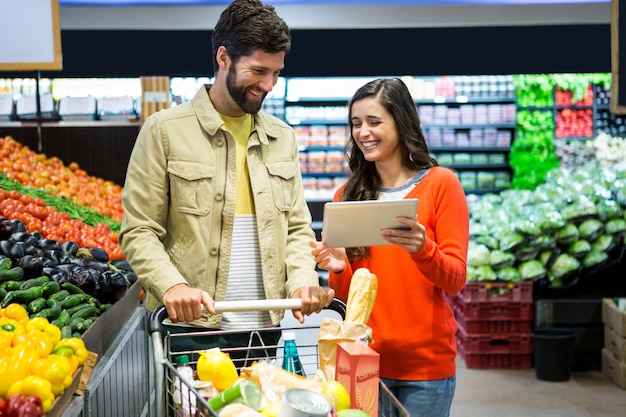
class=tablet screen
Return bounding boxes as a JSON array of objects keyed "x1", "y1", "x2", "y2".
[{"x1": 321, "y1": 198, "x2": 418, "y2": 247}]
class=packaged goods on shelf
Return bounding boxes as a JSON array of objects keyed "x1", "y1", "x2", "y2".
[
  {"x1": 16, "y1": 92, "x2": 56, "y2": 120},
  {"x1": 453, "y1": 153, "x2": 471, "y2": 164},
  {"x1": 0, "y1": 94, "x2": 13, "y2": 121},
  {"x1": 309, "y1": 125, "x2": 329, "y2": 146},
  {"x1": 488, "y1": 154, "x2": 507, "y2": 164},
  {"x1": 477, "y1": 172, "x2": 496, "y2": 189},
  {"x1": 59, "y1": 96, "x2": 97, "y2": 121},
  {"x1": 471, "y1": 153, "x2": 489, "y2": 164},
  {"x1": 98, "y1": 96, "x2": 136, "y2": 121},
  {"x1": 328, "y1": 126, "x2": 348, "y2": 147},
  {"x1": 456, "y1": 132, "x2": 470, "y2": 147}
]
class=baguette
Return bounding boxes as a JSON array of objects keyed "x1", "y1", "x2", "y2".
[{"x1": 344, "y1": 268, "x2": 378, "y2": 324}]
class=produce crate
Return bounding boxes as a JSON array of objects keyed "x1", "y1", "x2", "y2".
[
  {"x1": 455, "y1": 307, "x2": 533, "y2": 335},
  {"x1": 602, "y1": 348, "x2": 626, "y2": 389},
  {"x1": 456, "y1": 326, "x2": 533, "y2": 355},
  {"x1": 458, "y1": 280, "x2": 533, "y2": 303},
  {"x1": 450, "y1": 296, "x2": 534, "y2": 321},
  {"x1": 602, "y1": 298, "x2": 626, "y2": 337},
  {"x1": 604, "y1": 326, "x2": 626, "y2": 362},
  {"x1": 457, "y1": 341, "x2": 533, "y2": 369}
]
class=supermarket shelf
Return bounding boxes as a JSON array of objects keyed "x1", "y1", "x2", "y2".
[
  {"x1": 424, "y1": 123, "x2": 516, "y2": 129},
  {"x1": 430, "y1": 146, "x2": 511, "y2": 152}
]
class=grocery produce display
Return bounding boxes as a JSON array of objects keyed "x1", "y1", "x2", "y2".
[
  {"x1": 0, "y1": 215, "x2": 136, "y2": 332},
  {"x1": 0, "y1": 136, "x2": 123, "y2": 260},
  {"x1": 0, "y1": 302, "x2": 89, "y2": 416},
  {"x1": 467, "y1": 157, "x2": 626, "y2": 288}
]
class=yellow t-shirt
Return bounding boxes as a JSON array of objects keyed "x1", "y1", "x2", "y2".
[{"x1": 220, "y1": 113, "x2": 255, "y2": 215}]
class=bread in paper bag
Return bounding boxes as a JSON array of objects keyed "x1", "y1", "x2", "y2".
[{"x1": 316, "y1": 268, "x2": 377, "y2": 382}]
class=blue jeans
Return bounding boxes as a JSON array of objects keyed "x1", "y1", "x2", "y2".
[{"x1": 380, "y1": 376, "x2": 456, "y2": 417}]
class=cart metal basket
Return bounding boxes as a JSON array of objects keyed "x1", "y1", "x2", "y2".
[{"x1": 149, "y1": 298, "x2": 409, "y2": 417}]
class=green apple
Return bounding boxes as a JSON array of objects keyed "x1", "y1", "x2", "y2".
[{"x1": 336, "y1": 409, "x2": 372, "y2": 417}]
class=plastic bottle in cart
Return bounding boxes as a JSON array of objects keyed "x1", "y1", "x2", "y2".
[
  {"x1": 282, "y1": 332, "x2": 306, "y2": 377},
  {"x1": 173, "y1": 355, "x2": 195, "y2": 417}
]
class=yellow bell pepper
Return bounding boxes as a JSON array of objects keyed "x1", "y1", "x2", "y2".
[
  {"x1": 2, "y1": 303, "x2": 30, "y2": 325},
  {"x1": 25, "y1": 317, "x2": 62, "y2": 346},
  {"x1": 32, "y1": 355, "x2": 73, "y2": 396},
  {"x1": 0, "y1": 344, "x2": 39, "y2": 398},
  {"x1": 0, "y1": 317, "x2": 25, "y2": 346},
  {"x1": 53, "y1": 337, "x2": 88, "y2": 366},
  {"x1": 7, "y1": 375, "x2": 55, "y2": 414},
  {"x1": 52, "y1": 346, "x2": 79, "y2": 374},
  {"x1": 0, "y1": 330, "x2": 12, "y2": 353},
  {"x1": 14, "y1": 329, "x2": 54, "y2": 358}
]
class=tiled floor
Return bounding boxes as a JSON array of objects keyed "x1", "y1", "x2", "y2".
[{"x1": 451, "y1": 355, "x2": 626, "y2": 417}]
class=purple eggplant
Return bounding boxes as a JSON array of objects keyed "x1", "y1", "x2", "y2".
[{"x1": 0, "y1": 217, "x2": 14, "y2": 240}]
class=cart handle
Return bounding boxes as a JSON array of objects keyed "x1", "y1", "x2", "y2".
[{"x1": 148, "y1": 297, "x2": 347, "y2": 335}]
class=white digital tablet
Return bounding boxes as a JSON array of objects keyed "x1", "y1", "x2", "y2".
[{"x1": 321, "y1": 198, "x2": 418, "y2": 248}]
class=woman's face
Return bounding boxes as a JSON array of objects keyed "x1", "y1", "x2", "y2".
[{"x1": 350, "y1": 97, "x2": 401, "y2": 164}]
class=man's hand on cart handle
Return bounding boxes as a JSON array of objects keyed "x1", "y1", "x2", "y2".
[
  {"x1": 162, "y1": 283, "x2": 334, "y2": 324},
  {"x1": 292, "y1": 286, "x2": 336, "y2": 324},
  {"x1": 162, "y1": 283, "x2": 215, "y2": 323}
]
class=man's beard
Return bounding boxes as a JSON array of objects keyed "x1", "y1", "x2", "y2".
[{"x1": 226, "y1": 65, "x2": 266, "y2": 114}]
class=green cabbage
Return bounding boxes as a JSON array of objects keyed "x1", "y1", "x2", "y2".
[
  {"x1": 567, "y1": 239, "x2": 592, "y2": 258},
  {"x1": 582, "y1": 249, "x2": 609, "y2": 268},
  {"x1": 592, "y1": 234, "x2": 616, "y2": 252},
  {"x1": 518, "y1": 260, "x2": 547, "y2": 280},
  {"x1": 550, "y1": 253, "x2": 581, "y2": 278},
  {"x1": 497, "y1": 266, "x2": 522, "y2": 282},
  {"x1": 489, "y1": 250, "x2": 516, "y2": 270},
  {"x1": 578, "y1": 219, "x2": 604, "y2": 241},
  {"x1": 605, "y1": 218, "x2": 626, "y2": 236},
  {"x1": 468, "y1": 243, "x2": 491, "y2": 267},
  {"x1": 556, "y1": 223, "x2": 579, "y2": 245}
]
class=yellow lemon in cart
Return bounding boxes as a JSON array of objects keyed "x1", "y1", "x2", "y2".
[
  {"x1": 321, "y1": 380, "x2": 351, "y2": 411},
  {"x1": 196, "y1": 348, "x2": 239, "y2": 391},
  {"x1": 260, "y1": 402, "x2": 281, "y2": 417}
]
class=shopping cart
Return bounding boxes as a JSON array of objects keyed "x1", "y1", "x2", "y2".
[{"x1": 149, "y1": 298, "x2": 409, "y2": 417}]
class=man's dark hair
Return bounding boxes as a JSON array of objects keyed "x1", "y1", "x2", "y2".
[{"x1": 212, "y1": 0, "x2": 291, "y2": 74}]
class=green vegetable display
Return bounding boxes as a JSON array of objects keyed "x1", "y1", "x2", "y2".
[{"x1": 466, "y1": 161, "x2": 626, "y2": 287}]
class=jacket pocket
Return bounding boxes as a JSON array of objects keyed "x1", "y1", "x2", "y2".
[
  {"x1": 266, "y1": 159, "x2": 295, "y2": 212},
  {"x1": 168, "y1": 160, "x2": 214, "y2": 216}
]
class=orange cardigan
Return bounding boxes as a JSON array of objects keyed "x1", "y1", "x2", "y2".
[{"x1": 329, "y1": 167, "x2": 469, "y2": 380}]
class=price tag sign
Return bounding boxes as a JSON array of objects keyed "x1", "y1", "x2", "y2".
[{"x1": 0, "y1": 94, "x2": 12, "y2": 116}]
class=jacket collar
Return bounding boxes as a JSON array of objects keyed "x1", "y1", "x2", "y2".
[{"x1": 192, "y1": 84, "x2": 279, "y2": 145}]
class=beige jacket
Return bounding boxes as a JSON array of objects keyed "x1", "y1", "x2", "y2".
[{"x1": 119, "y1": 85, "x2": 318, "y2": 327}]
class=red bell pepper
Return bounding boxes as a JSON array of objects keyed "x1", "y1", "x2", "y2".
[{"x1": 4, "y1": 394, "x2": 43, "y2": 417}]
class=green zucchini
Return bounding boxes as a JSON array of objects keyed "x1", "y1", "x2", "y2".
[
  {"x1": 60, "y1": 294, "x2": 84, "y2": 309},
  {"x1": 41, "y1": 280, "x2": 61, "y2": 298},
  {"x1": 70, "y1": 304, "x2": 99, "y2": 320},
  {"x1": 0, "y1": 267, "x2": 25, "y2": 283},
  {"x1": 0, "y1": 257, "x2": 13, "y2": 271},
  {"x1": 32, "y1": 298, "x2": 62, "y2": 320},
  {"x1": 60, "y1": 325, "x2": 73, "y2": 339},
  {"x1": 51, "y1": 309, "x2": 71, "y2": 328},
  {"x1": 48, "y1": 289, "x2": 71, "y2": 302},
  {"x1": 60, "y1": 282, "x2": 85, "y2": 295},
  {"x1": 2, "y1": 286, "x2": 45, "y2": 307},
  {"x1": 27, "y1": 297, "x2": 48, "y2": 314},
  {"x1": 19, "y1": 276, "x2": 49, "y2": 291},
  {"x1": 0, "y1": 280, "x2": 22, "y2": 292}
]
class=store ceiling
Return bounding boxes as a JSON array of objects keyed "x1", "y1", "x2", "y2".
[{"x1": 59, "y1": 0, "x2": 608, "y2": 5}]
